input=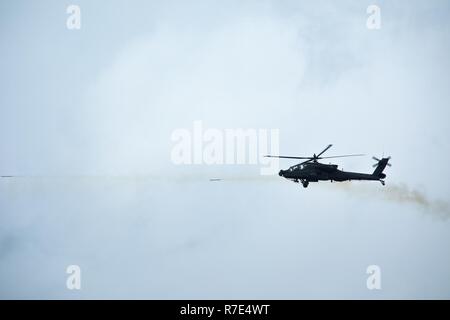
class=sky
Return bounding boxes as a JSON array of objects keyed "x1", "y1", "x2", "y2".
[{"x1": 0, "y1": 0, "x2": 450, "y2": 299}]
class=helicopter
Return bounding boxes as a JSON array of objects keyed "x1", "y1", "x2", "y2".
[{"x1": 265, "y1": 144, "x2": 391, "y2": 188}]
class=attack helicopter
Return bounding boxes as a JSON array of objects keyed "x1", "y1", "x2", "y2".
[{"x1": 265, "y1": 144, "x2": 391, "y2": 188}]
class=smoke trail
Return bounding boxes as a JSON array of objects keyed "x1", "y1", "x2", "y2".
[
  {"x1": 325, "y1": 182, "x2": 450, "y2": 220},
  {"x1": 0, "y1": 173, "x2": 280, "y2": 183},
  {"x1": 7, "y1": 176, "x2": 447, "y2": 220}
]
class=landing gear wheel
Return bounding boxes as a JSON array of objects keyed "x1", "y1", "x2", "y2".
[
  {"x1": 302, "y1": 180, "x2": 309, "y2": 188},
  {"x1": 380, "y1": 180, "x2": 385, "y2": 186}
]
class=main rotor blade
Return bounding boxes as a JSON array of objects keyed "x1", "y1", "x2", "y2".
[
  {"x1": 298, "y1": 159, "x2": 314, "y2": 166},
  {"x1": 316, "y1": 144, "x2": 333, "y2": 157},
  {"x1": 264, "y1": 155, "x2": 313, "y2": 160},
  {"x1": 319, "y1": 154, "x2": 365, "y2": 159}
]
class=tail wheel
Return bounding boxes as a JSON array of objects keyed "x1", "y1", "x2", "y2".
[{"x1": 302, "y1": 180, "x2": 309, "y2": 188}]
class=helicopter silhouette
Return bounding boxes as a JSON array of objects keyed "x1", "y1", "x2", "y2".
[{"x1": 265, "y1": 144, "x2": 391, "y2": 188}]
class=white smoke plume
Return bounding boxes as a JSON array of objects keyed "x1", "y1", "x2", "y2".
[{"x1": 325, "y1": 182, "x2": 450, "y2": 220}]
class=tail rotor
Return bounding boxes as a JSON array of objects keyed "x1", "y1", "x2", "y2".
[{"x1": 372, "y1": 156, "x2": 392, "y2": 168}]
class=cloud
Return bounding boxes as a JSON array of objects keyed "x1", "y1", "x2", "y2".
[
  {"x1": 1, "y1": 0, "x2": 450, "y2": 299},
  {"x1": 80, "y1": 12, "x2": 306, "y2": 175}
]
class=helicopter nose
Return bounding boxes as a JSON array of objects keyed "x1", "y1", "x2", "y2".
[{"x1": 279, "y1": 170, "x2": 284, "y2": 176}]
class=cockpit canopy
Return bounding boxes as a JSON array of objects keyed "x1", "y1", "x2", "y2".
[{"x1": 288, "y1": 164, "x2": 304, "y2": 172}]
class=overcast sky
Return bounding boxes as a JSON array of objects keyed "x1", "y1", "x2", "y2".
[{"x1": 1, "y1": 0, "x2": 450, "y2": 299}]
